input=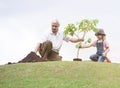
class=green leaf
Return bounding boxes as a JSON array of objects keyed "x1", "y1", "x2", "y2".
[
  {"x1": 87, "y1": 38, "x2": 92, "y2": 43},
  {"x1": 92, "y1": 28, "x2": 99, "y2": 33},
  {"x1": 64, "y1": 19, "x2": 99, "y2": 39},
  {"x1": 76, "y1": 42, "x2": 82, "y2": 48},
  {"x1": 64, "y1": 23, "x2": 76, "y2": 36}
]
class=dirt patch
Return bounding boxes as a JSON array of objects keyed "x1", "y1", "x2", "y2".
[
  {"x1": 18, "y1": 51, "x2": 45, "y2": 63},
  {"x1": 73, "y1": 58, "x2": 82, "y2": 61}
]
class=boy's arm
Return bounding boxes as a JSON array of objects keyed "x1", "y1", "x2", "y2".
[
  {"x1": 103, "y1": 41, "x2": 110, "y2": 56},
  {"x1": 80, "y1": 44, "x2": 92, "y2": 48},
  {"x1": 80, "y1": 40, "x2": 96, "y2": 48},
  {"x1": 103, "y1": 47, "x2": 110, "y2": 56}
]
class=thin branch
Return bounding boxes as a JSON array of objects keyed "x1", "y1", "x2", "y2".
[
  {"x1": 82, "y1": 31, "x2": 86, "y2": 39},
  {"x1": 74, "y1": 32, "x2": 79, "y2": 38}
]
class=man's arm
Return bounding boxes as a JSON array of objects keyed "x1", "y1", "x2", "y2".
[
  {"x1": 70, "y1": 38, "x2": 92, "y2": 48},
  {"x1": 69, "y1": 38, "x2": 84, "y2": 43},
  {"x1": 34, "y1": 43, "x2": 41, "y2": 53},
  {"x1": 34, "y1": 32, "x2": 47, "y2": 53},
  {"x1": 69, "y1": 32, "x2": 85, "y2": 43}
]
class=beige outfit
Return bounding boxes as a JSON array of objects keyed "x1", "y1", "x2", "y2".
[
  {"x1": 38, "y1": 31, "x2": 71, "y2": 61},
  {"x1": 39, "y1": 40, "x2": 62, "y2": 61}
]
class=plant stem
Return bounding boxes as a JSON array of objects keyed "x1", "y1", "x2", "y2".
[
  {"x1": 82, "y1": 31, "x2": 86, "y2": 39},
  {"x1": 76, "y1": 32, "x2": 86, "y2": 58},
  {"x1": 77, "y1": 48, "x2": 80, "y2": 58},
  {"x1": 74, "y1": 32, "x2": 79, "y2": 38}
]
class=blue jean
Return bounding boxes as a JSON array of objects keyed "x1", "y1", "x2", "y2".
[{"x1": 90, "y1": 54, "x2": 105, "y2": 62}]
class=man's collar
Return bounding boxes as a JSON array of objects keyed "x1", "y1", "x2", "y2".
[{"x1": 50, "y1": 31, "x2": 60, "y2": 36}]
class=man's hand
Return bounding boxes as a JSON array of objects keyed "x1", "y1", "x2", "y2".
[
  {"x1": 79, "y1": 38, "x2": 84, "y2": 42},
  {"x1": 34, "y1": 43, "x2": 41, "y2": 54},
  {"x1": 70, "y1": 38, "x2": 84, "y2": 43}
]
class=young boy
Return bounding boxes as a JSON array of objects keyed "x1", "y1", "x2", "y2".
[{"x1": 80, "y1": 29, "x2": 110, "y2": 62}]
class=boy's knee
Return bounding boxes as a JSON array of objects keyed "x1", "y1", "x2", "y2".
[
  {"x1": 90, "y1": 55, "x2": 98, "y2": 61},
  {"x1": 99, "y1": 56, "x2": 106, "y2": 62},
  {"x1": 90, "y1": 55, "x2": 94, "y2": 59}
]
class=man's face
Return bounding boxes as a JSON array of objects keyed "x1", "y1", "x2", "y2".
[{"x1": 51, "y1": 22, "x2": 59, "y2": 34}]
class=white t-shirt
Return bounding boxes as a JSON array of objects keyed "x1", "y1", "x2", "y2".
[{"x1": 40, "y1": 31, "x2": 71, "y2": 53}]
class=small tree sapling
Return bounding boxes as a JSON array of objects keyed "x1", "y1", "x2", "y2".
[{"x1": 64, "y1": 19, "x2": 98, "y2": 61}]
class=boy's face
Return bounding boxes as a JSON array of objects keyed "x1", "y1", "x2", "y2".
[{"x1": 97, "y1": 34, "x2": 103, "y2": 40}]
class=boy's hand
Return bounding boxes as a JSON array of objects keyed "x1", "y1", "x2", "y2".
[
  {"x1": 79, "y1": 45, "x2": 82, "y2": 48},
  {"x1": 102, "y1": 52, "x2": 107, "y2": 57},
  {"x1": 76, "y1": 44, "x2": 82, "y2": 48}
]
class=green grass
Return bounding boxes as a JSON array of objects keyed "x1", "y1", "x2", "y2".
[{"x1": 0, "y1": 61, "x2": 120, "y2": 88}]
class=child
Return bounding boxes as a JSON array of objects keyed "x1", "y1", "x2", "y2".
[{"x1": 80, "y1": 29, "x2": 110, "y2": 62}]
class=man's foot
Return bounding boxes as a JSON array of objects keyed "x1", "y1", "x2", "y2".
[{"x1": 41, "y1": 58, "x2": 48, "y2": 61}]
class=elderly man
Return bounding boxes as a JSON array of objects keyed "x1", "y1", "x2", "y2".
[{"x1": 34, "y1": 20, "x2": 84, "y2": 61}]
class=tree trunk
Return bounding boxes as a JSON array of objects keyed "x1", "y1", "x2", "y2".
[
  {"x1": 73, "y1": 31, "x2": 87, "y2": 61},
  {"x1": 73, "y1": 48, "x2": 82, "y2": 61},
  {"x1": 77, "y1": 48, "x2": 80, "y2": 58}
]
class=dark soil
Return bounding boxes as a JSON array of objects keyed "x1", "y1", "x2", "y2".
[
  {"x1": 18, "y1": 51, "x2": 45, "y2": 63},
  {"x1": 73, "y1": 58, "x2": 82, "y2": 61}
]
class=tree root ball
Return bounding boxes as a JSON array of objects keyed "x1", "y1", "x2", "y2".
[{"x1": 73, "y1": 58, "x2": 82, "y2": 61}]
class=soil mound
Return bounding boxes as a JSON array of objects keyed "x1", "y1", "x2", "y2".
[{"x1": 18, "y1": 52, "x2": 45, "y2": 63}]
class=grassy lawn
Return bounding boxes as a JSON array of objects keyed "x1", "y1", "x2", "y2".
[{"x1": 0, "y1": 61, "x2": 120, "y2": 88}]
